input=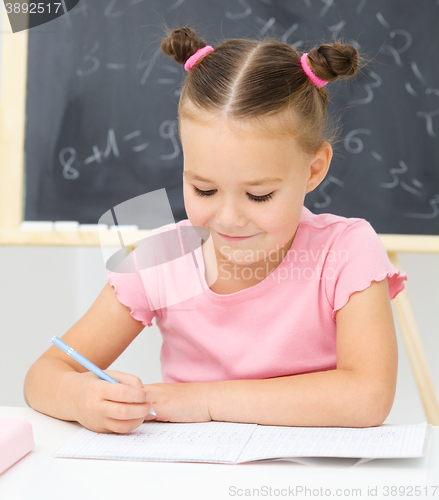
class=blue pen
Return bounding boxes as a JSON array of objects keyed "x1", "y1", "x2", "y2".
[{"x1": 50, "y1": 336, "x2": 156, "y2": 416}]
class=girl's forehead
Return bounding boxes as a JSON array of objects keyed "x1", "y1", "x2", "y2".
[
  {"x1": 181, "y1": 127, "x2": 309, "y2": 179},
  {"x1": 178, "y1": 107, "x2": 310, "y2": 167},
  {"x1": 179, "y1": 113, "x2": 302, "y2": 148}
]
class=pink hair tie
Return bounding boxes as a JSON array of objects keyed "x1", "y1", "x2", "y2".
[
  {"x1": 300, "y1": 53, "x2": 328, "y2": 88},
  {"x1": 184, "y1": 45, "x2": 214, "y2": 71}
]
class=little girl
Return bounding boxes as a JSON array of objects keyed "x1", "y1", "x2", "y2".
[{"x1": 24, "y1": 27, "x2": 407, "y2": 434}]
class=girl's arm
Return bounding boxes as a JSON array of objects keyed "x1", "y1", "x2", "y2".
[
  {"x1": 143, "y1": 278, "x2": 397, "y2": 428},
  {"x1": 204, "y1": 277, "x2": 398, "y2": 427},
  {"x1": 23, "y1": 283, "x2": 154, "y2": 433}
]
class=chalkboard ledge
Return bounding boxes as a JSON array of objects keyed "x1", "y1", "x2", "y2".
[
  {"x1": 0, "y1": 229, "x2": 150, "y2": 247},
  {"x1": 0, "y1": 229, "x2": 439, "y2": 252}
]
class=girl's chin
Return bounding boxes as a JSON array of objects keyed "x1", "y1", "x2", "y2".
[{"x1": 215, "y1": 251, "x2": 268, "y2": 266}]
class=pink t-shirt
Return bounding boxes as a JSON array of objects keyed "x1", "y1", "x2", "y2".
[{"x1": 107, "y1": 206, "x2": 407, "y2": 383}]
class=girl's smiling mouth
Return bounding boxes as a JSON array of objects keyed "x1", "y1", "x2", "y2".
[{"x1": 217, "y1": 231, "x2": 257, "y2": 241}]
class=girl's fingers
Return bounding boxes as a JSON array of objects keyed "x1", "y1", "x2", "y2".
[
  {"x1": 104, "y1": 417, "x2": 146, "y2": 434},
  {"x1": 101, "y1": 381, "x2": 149, "y2": 404},
  {"x1": 103, "y1": 400, "x2": 153, "y2": 421},
  {"x1": 105, "y1": 370, "x2": 144, "y2": 388}
]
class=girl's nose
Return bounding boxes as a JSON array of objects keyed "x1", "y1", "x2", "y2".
[{"x1": 215, "y1": 199, "x2": 247, "y2": 229}]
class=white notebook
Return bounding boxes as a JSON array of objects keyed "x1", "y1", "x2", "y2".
[{"x1": 53, "y1": 421, "x2": 430, "y2": 464}]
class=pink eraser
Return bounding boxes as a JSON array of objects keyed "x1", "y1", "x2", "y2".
[{"x1": 0, "y1": 419, "x2": 35, "y2": 475}]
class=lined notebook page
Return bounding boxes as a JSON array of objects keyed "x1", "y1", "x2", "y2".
[
  {"x1": 236, "y1": 422, "x2": 429, "y2": 462},
  {"x1": 53, "y1": 421, "x2": 257, "y2": 463},
  {"x1": 53, "y1": 421, "x2": 429, "y2": 464}
]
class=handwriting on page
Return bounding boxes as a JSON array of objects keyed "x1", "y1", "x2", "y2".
[
  {"x1": 54, "y1": 421, "x2": 257, "y2": 463},
  {"x1": 236, "y1": 423, "x2": 428, "y2": 462},
  {"x1": 53, "y1": 422, "x2": 428, "y2": 463}
]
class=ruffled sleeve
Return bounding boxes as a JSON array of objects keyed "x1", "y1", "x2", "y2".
[
  {"x1": 107, "y1": 268, "x2": 155, "y2": 327},
  {"x1": 323, "y1": 220, "x2": 408, "y2": 321}
]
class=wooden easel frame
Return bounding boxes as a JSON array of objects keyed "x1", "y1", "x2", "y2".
[{"x1": 1, "y1": 11, "x2": 439, "y2": 424}]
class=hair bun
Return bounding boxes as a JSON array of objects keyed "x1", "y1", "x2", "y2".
[
  {"x1": 161, "y1": 27, "x2": 207, "y2": 66},
  {"x1": 306, "y1": 43, "x2": 359, "y2": 83}
]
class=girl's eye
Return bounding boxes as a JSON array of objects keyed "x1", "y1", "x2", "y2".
[{"x1": 192, "y1": 186, "x2": 273, "y2": 203}]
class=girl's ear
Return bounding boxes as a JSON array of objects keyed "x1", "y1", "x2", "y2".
[{"x1": 305, "y1": 142, "x2": 333, "y2": 194}]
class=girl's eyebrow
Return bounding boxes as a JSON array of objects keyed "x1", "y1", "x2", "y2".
[{"x1": 183, "y1": 171, "x2": 283, "y2": 186}]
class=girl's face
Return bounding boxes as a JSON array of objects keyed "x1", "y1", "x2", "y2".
[{"x1": 180, "y1": 114, "x2": 331, "y2": 267}]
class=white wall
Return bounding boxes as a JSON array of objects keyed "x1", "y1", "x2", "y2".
[{"x1": 1, "y1": 3, "x2": 438, "y2": 425}]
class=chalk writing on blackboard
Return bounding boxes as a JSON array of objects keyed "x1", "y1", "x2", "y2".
[
  {"x1": 21, "y1": 0, "x2": 439, "y2": 233},
  {"x1": 314, "y1": 176, "x2": 344, "y2": 210},
  {"x1": 417, "y1": 89, "x2": 439, "y2": 137},
  {"x1": 343, "y1": 129, "x2": 372, "y2": 154},
  {"x1": 379, "y1": 29, "x2": 412, "y2": 67},
  {"x1": 225, "y1": 0, "x2": 252, "y2": 21},
  {"x1": 405, "y1": 195, "x2": 439, "y2": 219},
  {"x1": 350, "y1": 72, "x2": 381, "y2": 105},
  {"x1": 159, "y1": 121, "x2": 180, "y2": 160},
  {"x1": 58, "y1": 123, "x2": 179, "y2": 179},
  {"x1": 59, "y1": 147, "x2": 79, "y2": 180},
  {"x1": 380, "y1": 161, "x2": 408, "y2": 189},
  {"x1": 77, "y1": 42, "x2": 100, "y2": 77}
]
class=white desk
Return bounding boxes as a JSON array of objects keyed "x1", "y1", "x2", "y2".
[{"x1": 0, "y1": 407, "x2": 438, "y2": 500}]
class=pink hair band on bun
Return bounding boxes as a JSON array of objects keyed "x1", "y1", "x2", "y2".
[
  {"x1": 184, "y1": 45, "x2": 214, "y2": 71},
  {"x1": 300, "y1": 53, "x2": 328, "y2": 88}
]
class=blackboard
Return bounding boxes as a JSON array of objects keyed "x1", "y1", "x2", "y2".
[{"x1": 23, "y1": 0, "x2": 439, "y2": 235}]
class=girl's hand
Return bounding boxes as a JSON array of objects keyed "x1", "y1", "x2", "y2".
[
  {"x1": 142, "y1": 382, "x2": 212, "y2": 423},
  {"x1": 70, "y1": 370, "x2": 154, "y2": 434}
]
